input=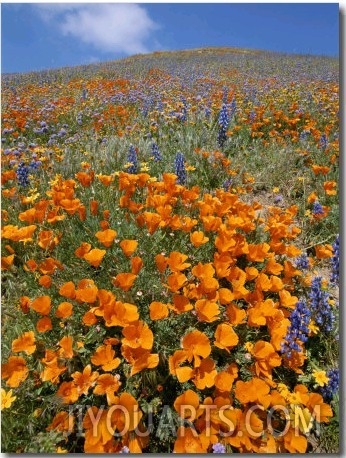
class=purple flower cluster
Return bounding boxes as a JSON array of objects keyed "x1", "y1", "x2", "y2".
[
  {"x1": 281, "y1": 300, "x2": 311, "y2": 358},
  {"x1": 127, "y1": 145, "x2": 138, "y2": 174},
  {"x1": 151, "y1": 142, "x2": 162, "y2": 162},
  {"x1": 309, "y1": 276, "x2": 335, "y2": 333},
  {"x1": 212, "y1": 443, "x2": 226, "y2": 453},
  {"x1": 295, "y1": 253, "x2": 310, "y2": 270},
  {"x1": 16, "y1": 162, "x2": 30, "y2": 187},
  {"x1": 330, "y1": 235, "x2": 339, "y2": 285},
  {"x1": 312, "y1": 201, "x2": 324, "y2": 215},
  {"x1": 174, "y1": 152, "x2": 187, "y2": 185},
  {"x1": 319, "y1": 369, "x2": 339, "y2": 402},
  {"x1": 217, "y1": 103, "x2": 229, "y2": 147}
]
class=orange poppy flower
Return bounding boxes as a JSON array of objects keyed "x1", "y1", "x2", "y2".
[
  {"x1": 38, "y1": 230, "x2": 60, "y2": 250},
  {"x1": 122, "y1": 321, "x2": 153, "y2": 350},
  {"x1": 195, "y1": 299, "x2": 220, "y2": 322},
  {"x1": 169, "y1": 294, "x2": 193, "y2": 314},
  {"x1": 121, "y1": 346, "x2": 159, "y2": 376},
  {"x1": 167, "y1": 251, "x2": 191, "y2": 272},
  {"x1": 213, "y1": 252, "x2": 233, "y2": 278},
  {"x1": 252, "y1": 340, "x2": 282, "y2": 378},
  {"x1": 112, "y1": 273, "x2": 137, "y2": 292},
  {"x1": 59, "y1": 336, "x2": 74, "y2": 359},
  {"x1": 131, "y1": 256, "x2": 143, "y2": 275},
  {"x1": 155, "y1": 253, "x2": 167, "y2": 273},
  {"x1": 97, "y1": 174, "x2": 114, "y2": 186},
  {"x1": 166, "y1": 272, "x2": 187, "y2": 292},
  {"x1": 94, "y1": 373, "x2": 121, "y2": 405},
  {"x1": 72, "y1": 364, "x2": 99, "y2": 396},
  {"x1": 36, "y1": 316, "x2": 53, "y2": 333},
  {"x1": 149, "y1": 301, "x2": 169, "y2": 320},
  {"x1": 38, "y1": 275, "x2": 52, "y2": 288},
  {"x1": 47, "y1": 411, "x2": 74, "y2": 433},
  {"x1": 90, "y1": 199, "x2": 98, "y2": 215},
  {"x1": 141, "y1": 211, "x2": 162, "y2": 234},
  {"x1": 55, "y1": 301, "x2": 73, "y2": 319},
  {"x1": 82, "y1": 310, "x2": 98, "y2": 326},
  {"x1": 315, "y1": 244, "x2": 333, "y2": 259},
  {"x1": 323, "y1": 180, "x2": 337, "y2": 195},
  {"x1": 173, "y1": 427, "x2": 205, "y2": 453},
  {"x1": 119, "y1": 239, "x2": 138, "y2": 257},
  {"x1": 214, "y1": 323, "x2": 239, "y2": 352},
  {"x1": 174, "y1": 389, "x2": 200, "y2": 419},
  {"x1": 111, "y1": 392, "x2": 143, "y2": 433},
  {"x1": 19, "y1": 296, "x2": 31, "y2": 314},
  {"x1": 215, "y1": 371, "x2": 236, "y2": 393},
  {"x1": 225, "y1": 304, "x2": 246, "y2": 327},
  {"x1": 59, "y1": 281, "x2": 76, "y2": 300},
  {"x1": 75, "y1": 242, "x2": 91, "y2": 258},
  {"x1": 40, "y1": 350, "x2": 66, "y2": 383},
  {"x1": 38, "y1": 257, "x2": 64, "y2": 275},
  {"x1": 99, "y1": 220, "x2": 110, "y2": 230},
  {"x1": 103, "y1": 300, "x2": 139, "y2": 327},
  {"x1": 31, "y1": 295, "x2": 51, "y2": 315},
  {"x1": 91, "y1": 345, "x2": 121, "y2": 372},
  {"x1": 1, "y1": 356, "x2": 29, "y2": 388},
  {"x1": 83, "y1": 407, "x2": 113, "y2": 452},
  {"x1": 311, "y1": 165, "x2": 330, "y2": 175},
  {"x1": 182, "y1": 330, "x2": 211, "y2": 367},
  {"x1": 190, "y1": 230, "x2": 209, "y2": 247},
  {"x1": 12, "y1": 331, "x2": 36, "y2": 355},
  {"x1": 75, "y1": 171, "x2": 94, "y2": 187},
  {"x1": 247, "y1": 243, "x2": 271, "y2": 262},
  {"x1": 306, "y1": 393, "x2": 333, "y2": 423},
  {"x1": 1, "y1": 254, "x2": 15, "y2": 270},
  {"x1": 192, "y1": 357, "x2": 218, "y2": 390},
  {"x1": 282, "y1": 429, "x2": 308, "y2": 453},
  {"x1": 57, "y1": 381, "x2": 79, "y2": 404},
  {"x1": 234, "y1": 377, "x2": 271, "y2": 409},
  {"x1": 75, "y1": 279, "x2": 98, "y2": 303},
  {"x1": 95, "y1": 229, "x2": 117, "y2": 248},
  {"x1": 84, "y1": 248, "x2": 106, "y2": 267}
]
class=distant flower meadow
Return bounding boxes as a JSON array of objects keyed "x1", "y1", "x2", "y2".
[{"x1": 1, "y1": 47, "x2": 339, "y2": 453}]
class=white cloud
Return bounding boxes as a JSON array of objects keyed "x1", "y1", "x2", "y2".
[{"x1": 34, "y1": 3, "x2": 159, "y2": 55}]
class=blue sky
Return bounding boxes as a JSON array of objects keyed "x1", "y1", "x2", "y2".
[{"x1": 1, "y1": 3, "x2": 339, "y2": 74}]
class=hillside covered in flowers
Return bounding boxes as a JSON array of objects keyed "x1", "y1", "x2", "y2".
[{"x1": 1, "y1": 47, "x2": 339, "y2": 453}]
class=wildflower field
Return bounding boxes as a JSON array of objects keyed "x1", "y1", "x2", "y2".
[{"x1": 1, "y1": 47, "x2": 339, "y2": 453}]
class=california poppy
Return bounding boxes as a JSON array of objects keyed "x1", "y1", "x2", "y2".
[
  {"x1": 119, "y1": 239, "x2": 138, "y2": 257},
  {"x1": 31, "y1": 295, "x2": 51, "y2": 315},
  {"x1": 83, "y1": 248, "x2": 106, "y2": 268},
  {"x1": 55, "y1": 301, "x2": 73, "y2": 319},
  {"x1": 91, "y1": 345, "x2": 121, "y2": 372},
  {"x1": 12, "y1": 331, "x2": 36, "y2": 355},
  {"x1": 112, "y1": 273, "x2": 137, "y2": 292},
  {"x1": 36, "y1": 316, "x2": 53, "y2": 333},
  {"x1": 95, "y1": 229, "x2": 117, "y2": 248}
]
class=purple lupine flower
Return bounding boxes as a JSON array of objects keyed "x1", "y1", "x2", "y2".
[
  {"x1": 295, "y1": 253, "x2": 310, "y2": 270},
  {"x1": 319, "y1": 368, "x2": 339, "y2": 402},
  {"x1": 127, "y1": 145, "x2": 138, "y2": 174},
  {"x1": 174, "y1": 152, "x2": 187, "y2": 185},
  {"x1": 330, "y1": 235, "x2": 339, "y2": 285},
  {"x1": 281, "y1": 300, "x2": 311, "y2": 358},
  {"x1": 312, "y1": 201, "x2": 324, "y2": 215},
  {"x1": 212, "y1": 443, "x2": 226, "y2": 453},
  {"x1": 309, "y1": 277, "x2": 335, "y2": 333}
]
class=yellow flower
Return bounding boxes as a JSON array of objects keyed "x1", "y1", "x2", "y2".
[
  {"x1": 312, "y1": 370, "x2": 329, "y2": 387},
  {"x1": 140, "y1": 163, "x2": 150, "y2": 172},
  {"x1": 186, "y1": 165, "x2": 196, "y2": 171},
  {"x1": 308, "y1": 320, "x2": 319, "y2": 335},
  {"x1": 1, "y1": 388, "x2": 16, "y2": 410},
  {"x1": 272, "y1": 187, "x2": 280, "y2": 193},
  {"x1": 286, "y1": 391, "x2": 303, "y2": 405},
  {"x1": 277, "y1": 383, "x2": 289, "y2": 398},
  {"x1": 289, "y1": 405, "x2": 313, "y2": 434},
  {"x1": 244, "y1": 342, "x2": 254, "y2": 353}
]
